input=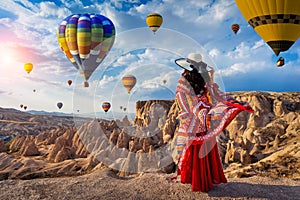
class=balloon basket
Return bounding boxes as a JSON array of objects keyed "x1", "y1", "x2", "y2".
[{"x1": 84, "y1": 81, "x2": 89, "y2": 87}]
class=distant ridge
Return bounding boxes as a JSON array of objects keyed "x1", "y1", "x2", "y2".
[
  {"x1": 26, "y1": 110, "x2": 74, "y2": 117},
  {"x1": 0, "y1": 107, "x2": 135, "y2": 120}
]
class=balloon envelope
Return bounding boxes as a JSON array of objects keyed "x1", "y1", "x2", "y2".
[
  {"x1": 24, "y1": 63, "x2": 33, "y2": 74},
  {"x1": 57, "y1": 13, "x2": 116, "y2": 86},
  {"x1": 122, "y1": 74, "x2": 136, "y2": 94},
  {"x1": 102, "y1": 102, "x2": 111, "y2": 112},
  {"x1": 235, "y1": 0, "x2": 300, "y2": 55},
  {"x1": 68, "y1": 80, "x2": 72, "y2": 86},
  {"x1": 146, "y1": 13, "x2": 163, "y2": 33},
  {"x1": 57, "y1": 102, "x2": 63, "y2": 109}
]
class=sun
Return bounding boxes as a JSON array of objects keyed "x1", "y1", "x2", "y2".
[
  {"x1": 2, "y1": 54, "x2": 13, "y2": 64},
  {"x1": 0, "y1": 44, "x2": 24, "y2": 76},
  {"x1": 0, "y1": 46, "x2": 15, "y2": 65}
]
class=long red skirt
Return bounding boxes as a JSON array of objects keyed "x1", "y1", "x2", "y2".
[{"x1": 179, "y1": 139, "x2": 227, "y2": 192}]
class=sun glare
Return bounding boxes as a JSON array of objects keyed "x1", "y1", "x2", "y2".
[
  {"x1": 0, "y1": 47, "x2": 15, "y2": 65},
  {"x1": 0, "y1": 46, "x2": 23, "y2": 77}
]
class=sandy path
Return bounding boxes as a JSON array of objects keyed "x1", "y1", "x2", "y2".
[{"x1": 0, "y1": 168, "x2": 299, "y2": 200}]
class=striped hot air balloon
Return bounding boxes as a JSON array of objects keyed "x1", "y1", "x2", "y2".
[
  {"x1": 24, "y1": 63, "x2": 33, "y2": 74},
  {"x1": 57, "y1": 13, "x2": 116, "y2": 87},
  {"x1": 146, "y1": 13, "x2": 163, "y2": 34},
  {"x1": 122, "y1": 74, "x2": 136, "y2": 94},
  {"x1": 235, "y1": 0, "x2": 300, "y2": 56},
  {"x1": 231, "y1": 24, "x2": 240, "y2": 34},
  {"x1": 102, "y1": 102, "x2": 111, "y2": 113}
]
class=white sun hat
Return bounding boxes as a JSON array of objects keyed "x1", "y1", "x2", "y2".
[{"x1": 175, "y1": 53, "x2": 212, "y2": 74}]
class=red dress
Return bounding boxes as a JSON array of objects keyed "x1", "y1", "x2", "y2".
[{"x1": 175, "y1": 76, "x2": 253, "y2": 192}]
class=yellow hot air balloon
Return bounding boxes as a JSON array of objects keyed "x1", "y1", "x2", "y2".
[
  {"x1": 146, "y1": 13, "x2": 163, "y2": 34},
  {"x1": 122, "y1": 74, "x2": 136, "y2": 94},
  {"x1": 24, "y1": 63, "x2": 33, "y2": 74},
  {"x1": 235, "y1": 0, "x2": 300, "y2": 56}
]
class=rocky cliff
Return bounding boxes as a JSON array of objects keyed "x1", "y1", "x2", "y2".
[
  {"x1": 0, "y1": 107, "x2": 78, "y2": 136},
  {"x1": 0, "y1": 91, "x2": 299, "y2": 180}
]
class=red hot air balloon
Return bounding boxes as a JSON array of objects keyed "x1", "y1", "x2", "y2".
[
  {"x1": 102, "y1": 102, "x2": 111, "y2": 113},
  {"x1": 231, "y1": 24, "x2": 240, "y2": 34},
  {"x1": 68, "y1": 80, "x2": 72, "y2": 86}
]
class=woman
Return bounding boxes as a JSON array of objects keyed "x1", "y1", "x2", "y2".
[{"x1": 174, "y1": 53, "x2": 253, "y2": 192}]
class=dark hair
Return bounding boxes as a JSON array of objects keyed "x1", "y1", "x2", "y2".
[{"x1": 182, "y1": 69, "x2": 206, "y2": 95}]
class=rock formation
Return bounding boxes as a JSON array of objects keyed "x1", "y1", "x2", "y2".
[
  {"x1": 0, "y1": 91, "x2": 299, "y2": 180},
  {"x1": 0, "y1": 139, "x2": 8, "y2": 152}
]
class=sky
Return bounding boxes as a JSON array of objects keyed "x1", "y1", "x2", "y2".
[{"x1": 0, "y1": 0, "x2": 299, "y2": 118}]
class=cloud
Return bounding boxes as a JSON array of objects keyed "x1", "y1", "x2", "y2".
[
  {"x1": 37, "y1": 1, "x2": 71, "y2": 19},
  {"x1": 227, "y1": 42, "x2": 252, "y2": 59},
  {"x1": 112, "y1": 53, "x2": 139, "y2": 67},
  {"x1": 209, "y1": 48, "x2": 220, "y2": 58},
  {"x1": 219, "y1": 62, "x2": 261, "y2": 76},
  {"x1": 24, "y1": 76, "x2": 61, "y2": 87},
  {"x1": 98, "y1": 75, "x2": 116, "y2": 88},
  {"x1": 252, "y1": 40, "x2": 265, "y2": 50}
]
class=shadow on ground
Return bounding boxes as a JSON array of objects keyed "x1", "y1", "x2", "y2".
[{"x1": 209, "y1": 181, "x2": 300, "y2": 200}]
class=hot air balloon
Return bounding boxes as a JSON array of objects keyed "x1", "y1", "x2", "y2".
[
  {"x1": 24, "y1": 63, "x2": 33, "y2": 74},
  {"x1": 102, "y1": 102, "x2": 111, "y2": 113},
  {"x1": 146, "y1": 13, "x2": 163, "y2": 34},
  {"x1": 20, "y1": 104, "x2": 23, "y2": 108},
  {"x1": 163, "y1": 79, "x2": 167, "y2": 84},
  {"x1": 277, "y1": 57, "x2": 285, "y2": 67},
  {"x1": 235, "y1": 0, "x2": 300, "y2": 56},
  {"x1": 57, "y1": 102, "x2": 63, "y2": 109},
  {"x1": 120, "y1": 106, "x2": 123, "y2": 110},
  {"x1": 231, "y1": 24, "x2": 240, "y2": 34},
  {"x1": 67, "y1": 80, "x2": 72, "y2": 86},
  {"x1": 57, "y1": 13, "x2": 116, "y2": 87},
  {"x1": 122, "y1": 74, "x2": 136, "y2": 94},
  {"x1": 123, "y1": 107, "x2": 127, "y2": 112},
  {"x1": 33, "y1": 89, "x2": 36, "y2": 92},
  {"x1": 24, "y1": 106, "x2": 27, "y2": 110}
]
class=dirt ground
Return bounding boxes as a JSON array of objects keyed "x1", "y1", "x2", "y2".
[{"x1": 0, "y1": 168, "x2": 299, "y2": 200}]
